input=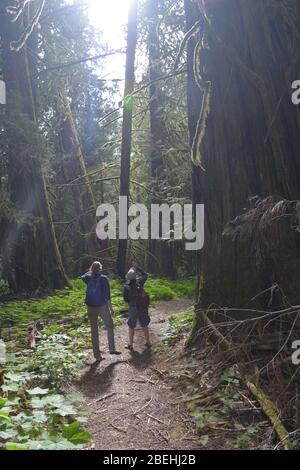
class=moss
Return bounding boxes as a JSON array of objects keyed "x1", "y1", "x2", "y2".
[
  {"x1": 161, "y1": 309, "x2": 195, "y2": 344},
  {"x1": 0, "y1": 277, "x2": 196, "y2": 330}
]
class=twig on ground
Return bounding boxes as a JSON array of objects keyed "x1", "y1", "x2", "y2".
[
  {"x1": 133, "y1": 396, "x2": 153, "y2": 416},
  {"x1": 94, "y1": 408, "x2": 107, "y2": 415},
  {"x1": 145, "y1": 413, "x2": 166, "y2": 425},
  {"x1": 109, "y1": 422, "x2": 127, "y2": 434},
  {"x1": 87, "y1": 392, "x2": 116, "y2": 406},
  {"x1": 238, "y1": 391, "x2": 258, "y2": 409}
]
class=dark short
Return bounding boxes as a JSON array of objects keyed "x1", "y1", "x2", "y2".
[{"x1": 127, "y1": 305, "x2": 150, "y2": 329}]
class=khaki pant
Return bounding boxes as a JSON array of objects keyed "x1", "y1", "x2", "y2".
[{"x1": 87, "y1": 305, "x2": 115, "y2": 358}]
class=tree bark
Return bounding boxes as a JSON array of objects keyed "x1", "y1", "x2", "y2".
[
  {"x1": 0, "y1": 1, "x2": 69, "y2": 293},
  {"x1": 117, "y1": 0, "x2": 138, "y2": 278},
  {"x1": 185, "y1": 0, "x2": 300, "y2": 308}
]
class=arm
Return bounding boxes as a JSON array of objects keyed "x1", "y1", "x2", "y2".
[
  {"x1": 107, "y1": 299, "x2": 114, "y2": 315},
  {"x1": 136, "y1": 266, "x2": 148, "y2": 284},
  {"x1": 104, "y1": 278, "x2": 114, "y2": 315},
  {"x1": 81, "y1": 273, "x2": 91, "y2": 285}
]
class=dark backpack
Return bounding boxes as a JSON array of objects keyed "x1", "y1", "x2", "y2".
[
  {"x1": 135, "y1": 291, "x2": 150, "y2": 309},
  {"x1": 123, "y1": 284, "x2": 131, "y2": 303},
  {"x1": 123, "y1": 282, "x2": 150, "y2": 309}
]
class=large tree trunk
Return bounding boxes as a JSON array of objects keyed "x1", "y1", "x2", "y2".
[
  {"x1": 0, "y1": 2, "x2": 69, "y2": 293},
  {"x1": 185, "y1": 0, "x2": 300, "y2": 309},
  {"x1": 184, "y1": 0, "x2": 205, "y2": 291},
  {"x1": 117, "y1": 0, "x2": 138, "y2": 278}
]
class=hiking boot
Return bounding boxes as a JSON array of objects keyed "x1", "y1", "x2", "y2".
[{"x1": 85, "y1": 356, "x2": 104, "y2": 366}]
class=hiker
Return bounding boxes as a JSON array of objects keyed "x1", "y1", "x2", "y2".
[
  {"x1": 123, "y1": 261, "x2": 151, "y2": 351},
  {"x1": 81, "y1": 261, "x2": 121, "y2": 362}
]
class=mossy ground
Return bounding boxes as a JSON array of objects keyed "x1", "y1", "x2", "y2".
[{"x1": 0, "y1": 276, "x2": 196, "y2": 351}]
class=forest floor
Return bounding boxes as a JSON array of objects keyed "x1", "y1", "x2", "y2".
[
  {"x1": 75, "y1": 299, "x2": 200, "y2": 450},
  {"x1": 74, "y1": 299, "x2": 274, "y2": 451},
  {"x1": 0, "y1": 280, "x2": 281, "y2": 450}
]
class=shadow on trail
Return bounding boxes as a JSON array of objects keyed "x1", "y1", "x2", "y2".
[
  {"x1": 78, "y1": 348, "x2": 155, "y2": 398},
  {"x1": 127, "y1": 348, "x2": 155, "y2": 371},
  {"x1": 78, "y1": 360, "x2": 127, "y2": 397}
]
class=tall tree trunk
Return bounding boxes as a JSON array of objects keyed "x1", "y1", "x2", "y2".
[
  {"x1": 184, "y1": 0, "x2": 204, "y2": 292},
  {"x1": 0, "y1": 2, "x2": 69, "y2": 293},
  {"x1": 185, "y1": 0, "x2": 300, "y2": 309},
  {"x1": 147, "y1": 0, "x2": 164, "y2": 181},
  {"x1": 147, "y1": 0, "x2": 175, "y2": 278},
  {"x1": 117, "y1": 0, "x2": 138, "y2": 278}
]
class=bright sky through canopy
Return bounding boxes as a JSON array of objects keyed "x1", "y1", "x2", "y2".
[{"x1": 87, "y1": 0, "x2": 132, "y2": 79}]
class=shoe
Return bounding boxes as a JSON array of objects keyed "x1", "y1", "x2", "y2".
[
  {"x1": 125, "y1": 344, "x2": 134, "y2": 351},
  {"x1": 86, "y1": 356, "x2": 104, "y2": 366},
  {"x1": 145, "y1": 343, "x2": 152, "y2": 348},
  {"x1": 109, "y1": 350, "x2": 121, "y2": 355}
]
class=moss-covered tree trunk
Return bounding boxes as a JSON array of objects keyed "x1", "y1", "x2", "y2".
[
  {"x1": 117, "y1": 0, "x2": 138, "y2": 278},
  {"x1": 0, "y1": 2, "x2": 69, "y2": 293},
  {"x1": 56, "y1": 94, "x2": 101, "y2": 272},
  {"x1": 185, "y1": 0, "x2": 300, "y2": 310}
]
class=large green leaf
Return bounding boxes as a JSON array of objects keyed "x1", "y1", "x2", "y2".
[
  {"x1": 0, "y1": 411, "x2": 10, "y2": 422},
  {"x1": 5, "y1": 442, "x2": 29, "y2": 450},
  {"x1": 0, "y1": 398, "x2": 7, "y2": 408},
  {"x1": 27, "y1": 437, "x2": 77, "y2": 450},
  {"x1": 27, "y1": 387, "x2": 49, "y2": 396},
  {"x1": 63, "y1": 421, "x2": 91, "y2": 444},
  {"x1": 0, "y1": 429, "x2": 19, "y2": 440}
]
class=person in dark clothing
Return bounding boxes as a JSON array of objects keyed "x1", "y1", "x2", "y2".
[
  {"x1": 82, "y1": 261, "x2": 121, "y2": 362},
  {"x1": 123, "y1": 261, "x2": 151, "y2": 351}
]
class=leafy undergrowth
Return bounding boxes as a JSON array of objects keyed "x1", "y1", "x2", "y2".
[
  {"x1": 161, "y1": 309, "x2": 195, "y2": 345},
  {"x1": 0, "y1": 277, "x2": 195, "y2": 349},
  {"x1": 0, "y1": 277, "x2": 196, "y2": 330},
  {"x1": 0, "y1": 277, "x2": 196, "y2": 450},
  {"x1": 0, "y1": 334, "x2": 91, "y2": 450},
  {"x1": 158, "y1": 312, "x2": 287, "y2": 450}
]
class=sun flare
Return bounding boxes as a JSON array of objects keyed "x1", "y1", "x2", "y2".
[
  {"x1": 87, "y1": 0, "x2": 131, "y2": 77},
  {"x1": 88, "y1": 0, "x2": 131, "y2": 44}
]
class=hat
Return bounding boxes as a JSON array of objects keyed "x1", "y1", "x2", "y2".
[{"x1": 127, "y1": 268, "x2": 136, "y2": 281}]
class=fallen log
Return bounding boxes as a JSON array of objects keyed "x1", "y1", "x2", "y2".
[{"x1": 244, "y1": 375, "x2": 292, "y2": 450}]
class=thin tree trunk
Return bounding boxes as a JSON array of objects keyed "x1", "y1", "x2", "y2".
[
  {"x1": 117, "y1": 0, "x2": 138, "y2": 278},
  {"x1": 147, "y1": 0, "x2": 175, "y2": 277}
]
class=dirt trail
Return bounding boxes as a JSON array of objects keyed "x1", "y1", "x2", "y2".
[{"x1": 76, "y1": 299, "x2": 200, "y2": 450}]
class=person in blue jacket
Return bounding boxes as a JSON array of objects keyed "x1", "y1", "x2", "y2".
[{"x1": 82, "y1": 261, "x2": 120, "y2": 362}]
